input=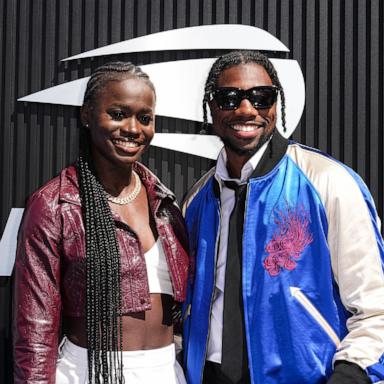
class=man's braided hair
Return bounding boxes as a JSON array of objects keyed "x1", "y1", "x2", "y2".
[
  {"x1": 202, "y1": 50, "x2": 286, "y2": 134},
  {"x1": 78, "y1": 61, "x2": 155, "y2": 383}
]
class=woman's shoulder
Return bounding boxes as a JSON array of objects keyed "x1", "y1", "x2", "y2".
[
  {"x1": 27, "y1": 164, "x2": 78, "y2": 207},
  {"x1": 23, "y1": 165, "x2": 78, "y2": 230}
]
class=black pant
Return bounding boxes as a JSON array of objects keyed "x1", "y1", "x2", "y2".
[{"x1": 203, "y1": 361, "x2": 251, "y2": 384}]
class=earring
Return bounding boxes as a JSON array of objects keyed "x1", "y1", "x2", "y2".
[{"x1": 84, "y1": 123, "x2": 89, "y2": 128}]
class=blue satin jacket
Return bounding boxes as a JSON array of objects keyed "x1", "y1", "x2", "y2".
[{"x1": 182, "y1": 134, "x2": 384, "y2": 384}]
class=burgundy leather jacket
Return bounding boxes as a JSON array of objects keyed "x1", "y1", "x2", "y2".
[{"x1": 13, "y1": 162, "x2": 189, "y2": 383}]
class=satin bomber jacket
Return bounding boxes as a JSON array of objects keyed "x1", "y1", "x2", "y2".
[
  {"x1": 13, "y1": 162, "x2": 189, "y2": 384},
  {"x1": 182, "y1": 133, "x2": 384, "y2": 384}
]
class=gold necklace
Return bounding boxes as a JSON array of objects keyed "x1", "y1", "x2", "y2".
[{"x1": 104, "y1": 171, "x2": 141, "y2": 205}]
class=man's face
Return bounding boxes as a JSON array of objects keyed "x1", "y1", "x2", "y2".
[{"x1": 209, "y1": 63, "x2": 277, "y2": 163}]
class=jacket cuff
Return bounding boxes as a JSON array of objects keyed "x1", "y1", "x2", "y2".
[{"x1": 327, "y1": 361, "x2": 371, "y2": 384}]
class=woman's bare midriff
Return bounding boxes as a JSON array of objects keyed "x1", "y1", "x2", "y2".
[{"x1": 63, "y1": 293, "x2": 174, "y2": 350}]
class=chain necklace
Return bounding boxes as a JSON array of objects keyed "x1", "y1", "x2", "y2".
[{"x1": 104, "y1": 171, "x2": 141, "y2": 205}]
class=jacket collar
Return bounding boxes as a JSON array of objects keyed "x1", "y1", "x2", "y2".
[
  {"x1": 59, "y1": 161, "x2": 176, "y2": 207},
  {"x1": 249, "y1": 130, "x2": 288, "y2": 179}
]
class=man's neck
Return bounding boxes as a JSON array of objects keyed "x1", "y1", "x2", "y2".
[
  {"x1": 226, "y1": 151, "x2": 250, "y2": 179},
  {"x1": 225, "y1": 141, "x2": 270, "y2": 179}
]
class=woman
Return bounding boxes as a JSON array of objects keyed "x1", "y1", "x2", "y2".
[{"x1": 13, "y1": 62, "x2": 189, "y2": 383}]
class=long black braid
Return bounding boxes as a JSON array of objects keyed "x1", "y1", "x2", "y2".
[
  {"x1": 201, "y1": 50, "x2": 287, "y2": 134},
  {"x1": 77, "y1": 62, "x2": 155, "y2": 383}
]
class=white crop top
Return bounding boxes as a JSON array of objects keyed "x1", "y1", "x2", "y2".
[{"x1": 144, "y1": 238, "x2": 173, "y2": 296}]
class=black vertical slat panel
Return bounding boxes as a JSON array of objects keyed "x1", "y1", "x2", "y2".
[
  {"x1": 0, "y1": 0, "x2": 4, "y2": 139},
  {"x1": 318, "y1": 0, "x2": 329, "y2": 152},
  {"x1": 175, "y1": 0, "x2": 190, "y2": 196},
  {"x1": 304, "y1": 0, "x2": 316, "y2": 148},
  {"x1": 344, "y1": 0, "x2": 355, "y2": 167},
  {"x1": 41, "y1": 1, "x2": 54, "y2": 183},
  {"x1": 228, "y1": 0, "x2": 238, "y2": 24},
  {"x1": 14, "y1": 0, "x2": 29, "y2": 206},
  {"x1": 31, "y1": 1, "x2": 43, "y2": 92},
  {"x1": 291, "y1": 0, "x2": 304, "y2": 141},
  {"x1": 98, "y1": 0, "x2": 109, "y2": 47},
  {"x1": 267, "y1": 0, "x2": 278, "y2": 38},
  {"x1": 189, "y1": 0, "x2": 199, "y2": 26},
  {"x1": 57, "y1": 0, "x2": 70, "y2": 79},
  {"x1": 356, "y1": 0, "x2": 367, "y2": 180},
  {"x1": 379, "y1": 1, "x2": 384, "y2": 219},
  {"x1": 241, "y1": 0, "x2": 251, "y2": 25},
  {"x1": 2, "y1": 0, "x2": 17, "y2": 215},
  {"x1": 0, "y1": 10, "x2": 8, "y2": 384},
  {"x1": 111, "y1": 0, "x2": 123, "y2": 43},
  {"x1": 369, "y1": 0, "x2": 379, "y2": 199},
  {"x1": 84, "y1": 0, "x2": 96, "y2": 52},
  {"x1": 325, "y1": 0, "x2": 332, "y2": 154},
  {"x1": 71, "y1": 1, "x2": 82, "y2": 58},
  {"x1": 56, "y1": 0, "x2": 75, "y2": 175},
  {"x1": 122, "y1": 0, "x2": 134, "y2": 38},
  {"x1": 150, "y1": 0, "x2": 161, "y2": 33},
  {"x1": 137, "y1": 1, "x2": 148, "y2": 38},
  {"x1": 370, "y1": 0, "x2": 383, "y2": 218},
  {"x1": 0, "y1": 4, "x2": 18, "y2": 384},
  {"x1": 357, "y1": 0, "x2": 367, "y2": 175},
  {"x1": 54, "y1": 105, "x2": 68, "y2": 176},
  {"x1": 279, "y1": 0, "x2": 290, "y2": 49},
  {"x1": 176, "y1": 0, "x2": 187, "y2": 27},
  {"x1": 45, "y1": 1, "x2": 59, "y2": 178},
  {"x1": 203, "y1": 0, "x2": 213, "y2": 24},
  {"x1": 215, "y1": 0, "x2": 226, "y2": 24},
  {"x1": 28, "y1": 2, "x2": 44, "y2": 192},
  {"x1": 27, "y1": 103, "x2": 41, "y2": 193},
  {"x1": 331, "y1": 0, "x2": 342, "y2": 160},
  {"x1": 163, "y1": 0, "x2": 174, "y2": 30},
  {"x1": 0, "y1": 0, "x2": 4, "y2": 229},
  {"x1": 41, "y1": 106, "x2": 54, "y2": 183},
  {"x1": 252, "y1": 0, "x2": 265, "y2": 29}
]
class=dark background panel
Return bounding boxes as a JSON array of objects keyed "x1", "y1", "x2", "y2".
[{"x1": 1, "y1": 0, "x2": 383, "y2": 382}]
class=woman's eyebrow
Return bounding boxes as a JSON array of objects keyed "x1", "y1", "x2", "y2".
[{"x1": 108, "y1": 103, "x2": 153, "y2": 113}]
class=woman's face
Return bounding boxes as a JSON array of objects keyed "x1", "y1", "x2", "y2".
[{"x1": 82, "y1": 77, "x2": 155, "y2": 170}]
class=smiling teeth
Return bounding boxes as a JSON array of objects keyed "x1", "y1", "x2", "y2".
[
  {"x1": 232, "y1": 124, "x2": 259, "y2": 132},
  {"x1": 113, "y1": 139, "x2": 139, "y2": 147}
]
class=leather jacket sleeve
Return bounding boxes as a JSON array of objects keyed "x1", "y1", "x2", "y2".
[{"x1": 13, "y1": 191, "x2": 62, "y2": 383}]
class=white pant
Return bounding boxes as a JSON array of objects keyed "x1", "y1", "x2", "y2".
[{"x1": 56, "y1": 337, "x2": 186, "y2": 384}]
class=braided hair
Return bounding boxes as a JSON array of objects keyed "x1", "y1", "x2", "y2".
[
  {"x1": 83, "y1": 61, "x2": 155, "y2": 108},
  {"x1": 78, "y1": 62, "x2": 155, "y2": 383},
  {"x1": 201, "y1": 50, "x2": 286, "y2": 134}
]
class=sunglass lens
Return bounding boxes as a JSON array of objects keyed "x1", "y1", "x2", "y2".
[
  {"x1": 215, "y1": 89, "x2": 240, "y2": 110},
  {"x1": 248, "y1": 88, "x2": 277, "y2": 109}
]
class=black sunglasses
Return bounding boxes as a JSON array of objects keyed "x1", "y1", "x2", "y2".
[{"x1": 210, "y1": 85, "x2": 278, "y2": 110}]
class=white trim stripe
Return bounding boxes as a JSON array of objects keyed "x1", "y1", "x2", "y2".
[{"x1": 290, "y1": 287, "x2": 341, "y2": 347}]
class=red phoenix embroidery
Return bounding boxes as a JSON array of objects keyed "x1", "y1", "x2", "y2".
[{"x1": 263, "y1": 206, "x2": 313, "y2": 276}]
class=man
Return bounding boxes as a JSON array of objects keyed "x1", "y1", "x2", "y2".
[{"x1": 182, "y1": 51, "x2": 384, "y2": 384}]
